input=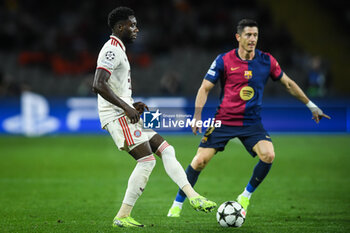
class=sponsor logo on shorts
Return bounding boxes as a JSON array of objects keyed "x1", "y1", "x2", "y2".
[{"x1": 134, "y1": 130, "x2": 141, "y2": 137}]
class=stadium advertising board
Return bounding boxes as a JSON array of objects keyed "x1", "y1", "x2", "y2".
[{"x1": 0, "y1": 92, "x2": 347, "y2": 136}]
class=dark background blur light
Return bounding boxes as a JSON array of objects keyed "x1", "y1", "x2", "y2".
[{"x1": 0, "y1": 0, "x2": 349, "y2": 98}]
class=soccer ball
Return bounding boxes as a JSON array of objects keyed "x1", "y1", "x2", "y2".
[{"x1": 216, "y1": 201, "x2": 246, "y2": 227}]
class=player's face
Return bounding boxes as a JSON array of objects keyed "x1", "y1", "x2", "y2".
[
  {"x1": 236, "y1": 27, "x2": 258, "y2": 52},
  {"x1": 121, "y1": 16, "x2": 139, "y2": 44}
]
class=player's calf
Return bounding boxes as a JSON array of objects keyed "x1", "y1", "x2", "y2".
[
  {"x1": 158, "y1": 142, "x2": 190, "y2": 189},
  {"x1": 121, "y1": 155, "x2": 156, "y2": 207}
]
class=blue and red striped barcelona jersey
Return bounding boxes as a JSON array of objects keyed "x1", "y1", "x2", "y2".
[{"x1": 205, "y1": 49, "x2": 283, "y2": 126}]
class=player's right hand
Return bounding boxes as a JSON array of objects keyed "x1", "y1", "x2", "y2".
[
  {"x1": 191, "y1": 118, "x2": 202, "y2": 135},
  {"x1": 125, "y1": 106, "x2": 140, "y2": 124},
  {"x1": 133, "y1": 102, "x2": 149, "y2": 115},
  {"x1": 311, "y1": 107, "x2": 331, "y2": 124}
]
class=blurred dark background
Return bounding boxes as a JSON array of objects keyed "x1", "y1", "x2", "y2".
[{"x1": 1, "y1": 0, "x2": 349, "y2": 98}]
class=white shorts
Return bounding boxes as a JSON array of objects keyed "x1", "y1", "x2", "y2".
[{"x1": 105, "y1": 116, "x2": 157, "y2": 152}]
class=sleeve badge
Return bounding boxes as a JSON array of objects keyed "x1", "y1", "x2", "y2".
[{"x1": 105, "y1": 51, "x2": 115, "y2": 61}]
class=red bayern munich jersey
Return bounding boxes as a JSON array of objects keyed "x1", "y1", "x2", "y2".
[{"x1": 205, "y1": 49, "x2": 283, "y2": 126}]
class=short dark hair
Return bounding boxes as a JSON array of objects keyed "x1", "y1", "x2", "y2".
[
  {"x1": 237, "y1": 19, "x2": 258, "y2": 34},
  {"x1": 108, "y1": 7, "x2": 135, "y2": 30}
]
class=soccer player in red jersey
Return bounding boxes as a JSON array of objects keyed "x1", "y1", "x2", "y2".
[{"x1": 167, "y1": 19, "x2": 330, "y2": 217}]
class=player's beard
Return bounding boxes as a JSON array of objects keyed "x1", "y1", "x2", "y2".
[{"x1": 122, "y1": 32, "x2": 136, "y2": 44}]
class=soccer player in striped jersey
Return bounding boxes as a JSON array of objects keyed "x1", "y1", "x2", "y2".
[
  {"x1": 92, "y1": 7, "x2": 216, "y2": 228},
  {"x1": 167, "y1": 19, "x2": 330, "y2": 217}
]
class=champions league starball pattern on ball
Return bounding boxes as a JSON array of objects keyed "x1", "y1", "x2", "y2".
[{"x1": 216, "y1": 201, "x2": 246, "y2": 227}]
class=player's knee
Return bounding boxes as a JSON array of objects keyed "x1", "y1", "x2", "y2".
[
  {"x1": 259, "y1": 151, "x2": 275, "y2": 163},
  {"x1": 149, "y1": 158, "x2": 156, "y2": 169},
  {"x1": 138, "y1": 155, "x2": 156, "y2": 171},
  {"x1": 191, "y1": 154, "x2": 209, "y2": 171},
  {"x1": 161, "y1": 145, "x2": 175, "y2": 158}
]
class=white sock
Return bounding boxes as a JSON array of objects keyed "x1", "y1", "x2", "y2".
[
  {"x1": 242, "y1": 188, "x2": 252, "y2": 199},
  {"x1": 122, "y1": 155, "x2": 156, "y2": 206},
  {"x1": 157, "y1": 142, "x2": 189, "y2": 189},
  {"x1": 172, "y1": 200, "x2": 184, "y2": 209}
]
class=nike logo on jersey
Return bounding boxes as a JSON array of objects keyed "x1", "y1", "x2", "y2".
[{"x1": 231, "y1": 66, "x2": 240, "y2": 71}]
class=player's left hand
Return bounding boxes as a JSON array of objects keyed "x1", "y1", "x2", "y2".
[
  {"x1": 133, "y1": 102, "x2": 149, "y2": 115},
  {"x1": 310, "y1": 107, "x2": 331, "y2": 123}
]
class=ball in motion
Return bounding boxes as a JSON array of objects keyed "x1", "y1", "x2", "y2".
[{"x1": 216, "y1": 201, "x2": 246, "y2": 227}]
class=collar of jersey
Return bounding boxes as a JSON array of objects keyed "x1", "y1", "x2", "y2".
[
  {"x1": 110, "y1": 35, "x2": 126, "y2": 52},
  {"x1": 235, "y1": 48, "x2": 257, "y2": 62}
]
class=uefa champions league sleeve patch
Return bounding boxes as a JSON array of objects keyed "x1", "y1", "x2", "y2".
[
  {"x1": 100, "y1": 50, "x2": 117, "y2": 69},
  {"x1": 105, "y1": 51, "x2": 115, "y2": 61}
]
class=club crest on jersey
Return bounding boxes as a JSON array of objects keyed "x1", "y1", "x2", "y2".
[
  {"x1": 244, "y1": 70, "x2": 253, "y2": 80},
  {"x1": 240, "y1": 86, "x2": 254, "y2": 101},
  {"x1": 105, "y1": 51, "x2": 115, "y2": 61},
  {"x1": 134, "y1": 130, "x2": 142, "y2": 137}
]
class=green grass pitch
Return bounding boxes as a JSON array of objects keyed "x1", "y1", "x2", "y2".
[{"x1": 0, "y1": 135, "x2": 349, "y2": 233}]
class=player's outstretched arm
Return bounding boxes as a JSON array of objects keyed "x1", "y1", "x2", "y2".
[
  {"x1": 279, "y1": 73, "x2": 331, "y2": 123},
  {"x1": 192, "y1": 80, "x2": 215, "y2": 134},
  {"x1": 92, "y1": 68, "x2": 140, "y2": 123}
]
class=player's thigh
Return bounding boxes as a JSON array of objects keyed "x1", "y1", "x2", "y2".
[
  {"x1": 239, "y1": 123, "x2": 272, "y2": 157},
  {"x1": 127, "y1": 122, "x2": 155, "y2": 160},
  {"x1": 133, "y1": 124, "x2": 169, "y2": 158},
  {"x1": 191, "y1": 147, "x2": 217, "y2": 170},
  {"x1": 106, "y1": 117, "x2": 153, "y2": 160},
  {"x1": 253, "y1": 140, "x2": 275, "y2": 163},
  {"x1": 148, "y1": 133, "x2": 170, "y2": 157},
  {"x1": 129, "y1": 142, "x2": 153, "y2": 160}
]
